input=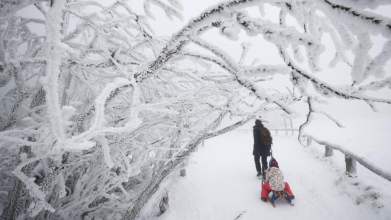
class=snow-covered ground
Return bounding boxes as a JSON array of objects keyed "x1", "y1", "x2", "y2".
[{"x1": 150, "y1": 129, "x2": 391, "y2": 220}]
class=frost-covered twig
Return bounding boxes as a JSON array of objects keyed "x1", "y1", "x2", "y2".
[
  {"x1": 1, "y1": 0, "x2": 391, "y2": 219},
  {"x1": 315, "y1": 0, "x2": 391, "y2": 38},
  {"x1": 188, "y1": 35, "x2": 294, "y2": 114},
  {"x1": 40, "y1": 1, "x2": 67, "y2": 141},
  {"x1": 298, "y1": 97, "x2": 314, "y2": 146},
  {"x1": 122, "y1": 114, "x2": 255, "y2": 220},
  {"x1": 278, "y1": 46, "x2": 391, "y2": 105},
  {"x1": 312, "y1": 109, "x2": 344, "y2": 128},
  {"x1": 234, "y1": 210, "x2": 247, "y2": 220}
]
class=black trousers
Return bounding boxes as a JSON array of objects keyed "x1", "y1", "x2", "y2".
[{"x1": 254, "y1": 154, "x2": 268, "y2": 172}]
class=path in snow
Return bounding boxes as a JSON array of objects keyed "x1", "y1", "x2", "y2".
[{"x1": 151, "y1": 132, "x2": 391, "y2": 220}]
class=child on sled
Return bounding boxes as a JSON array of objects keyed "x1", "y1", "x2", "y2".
[{"x1": 261, "y1": 158, "x2": 295, "y2": 202}]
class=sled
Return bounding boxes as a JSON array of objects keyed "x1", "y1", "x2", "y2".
[
  {"x1": 267, "y1": 190, "x2": 294, "y2": 208},
  {"x1": 267, "y1": 196, "x2": 276, "y2": 208}
]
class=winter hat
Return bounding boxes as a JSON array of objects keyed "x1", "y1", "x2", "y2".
[
  {"x1": 270, "y1": 158, "x2": 279, "y2": 168},
  {"x1": 255, "y1": 119, "x2": 263, "y2": 126}
]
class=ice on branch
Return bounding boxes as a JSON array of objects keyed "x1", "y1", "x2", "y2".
[{"x1": 0, "y1": 0, "x2": 390, "y2": 220}]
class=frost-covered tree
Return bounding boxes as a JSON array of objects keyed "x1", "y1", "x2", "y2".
[{"x1": 0, "y1": 0, "x2": 390, "y2": 219}]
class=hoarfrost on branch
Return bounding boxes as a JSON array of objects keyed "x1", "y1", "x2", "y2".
[{"x1": 0, "y1": 0, "x2": 390, "y2": 219}]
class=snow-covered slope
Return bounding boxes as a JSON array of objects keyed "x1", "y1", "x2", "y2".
[{"x1": 150, "y1": 131, "x2": 391, "y2": 220}]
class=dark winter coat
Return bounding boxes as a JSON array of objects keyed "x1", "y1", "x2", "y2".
[{"x1": 253, "y1": 124, "x2": 271, "y2": 156}]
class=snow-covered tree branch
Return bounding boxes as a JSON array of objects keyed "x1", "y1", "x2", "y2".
[{"x1": 0, "y1": 0, "x2": 390, "y2": 219}]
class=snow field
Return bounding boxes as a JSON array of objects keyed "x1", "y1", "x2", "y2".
[{"x1": 151, "y1": 132, "x2": 391, "y2": 220}]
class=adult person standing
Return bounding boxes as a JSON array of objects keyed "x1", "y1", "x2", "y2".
[{"x1": 253, "y1": 119, "x2": 272, "y2": 177}]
